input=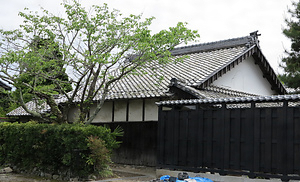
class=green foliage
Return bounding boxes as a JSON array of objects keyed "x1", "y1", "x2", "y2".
[
  {"x1": 0, "y1": 0, "x2": 199, "y2": 124},
  {"x1": 279, "y1": 1, "x2": 300, "y2": 89},
  {"x1": 15, "y1": 37, "x2": 72, "y2": 99},
  {"x1": 0, "y1": 122, "x2": 122, "y2": 178},
  {"x1": 0, "y1": 36, "x2": 72, "y2": 122},
  {"x1": 8, "y1": 37, "x2": 72, "y2": 121},
  {"x1": 86, "y1": 136, "x2": 112, "y2": 177},
  {"x1": 0, "y1": 88, "x2": 10, "y2": 117},
  {"x1": 0, "y1": 88, "x2": 19, "y2": 117}
]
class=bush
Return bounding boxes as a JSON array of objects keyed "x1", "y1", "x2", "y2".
[{"x1": 0, "y1": 121, "x2": 123, "y2": 179}]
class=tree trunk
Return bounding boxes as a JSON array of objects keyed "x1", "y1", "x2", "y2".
[
  {"x1": 85, "y1": 99, "x2": 105, "y2": 124},
  {"x1": 34, "y1": 92, "x2": 66, "y2": 124},
  {"x1": 79, "y1": 107, "x2": 88, "y2": 123},
  {"x1": 85, "y1": 90, "x2": 108, "y2": 124}
]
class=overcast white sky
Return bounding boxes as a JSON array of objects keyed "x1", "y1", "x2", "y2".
[{"x1": 0, "y1": 0, "x2": 293, "y2": 74}]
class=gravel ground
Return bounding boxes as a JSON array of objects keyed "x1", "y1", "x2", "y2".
[
  {"x1": 0, "y1": 172, "x2": 155, "y2": 182},
  {"x1": 0, "y1": 173, "x2": 61, "y2": 182},
  {"x1": 97, "y1": 165, "x2": 157, "y2": 182},
  {"x1": 0, "y1": 165, "x2": 157, "y2": 182},
  {"x1": 96, "y1": 171, "x2": 155, "y2": 182}
]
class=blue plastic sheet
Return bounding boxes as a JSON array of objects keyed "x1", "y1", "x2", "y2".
[{"x1": 159, "y1": 175, "x2": 213, "y2": 182}]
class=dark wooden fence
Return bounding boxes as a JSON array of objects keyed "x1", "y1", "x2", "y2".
[
  {"x1": 96, "y1": 121, "x2": 157, "y2": 166},
  {"x1": 157, "y1": 99, "x2": 300, "y2": 181}
]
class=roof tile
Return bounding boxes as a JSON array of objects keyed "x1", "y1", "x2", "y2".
[{"x1": 8, "y1": 33, "x2": 283, "y2": 116}]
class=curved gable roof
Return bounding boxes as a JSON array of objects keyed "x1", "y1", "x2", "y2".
[
  {"x1": 106, "y1": 45, "x2": 248, "y2": 99},
  {"x1": 196, "y1": 45, "x2": 286, "y2": 94},
  {"x1": 107, "y1": 31, "x2": 286, "y2": 100}
]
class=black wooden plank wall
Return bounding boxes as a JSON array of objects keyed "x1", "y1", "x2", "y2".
[
  {"x1": 157, "y1": 102, "x2": 300, "y2": 181},
  {"x1": 96, "y1": 121, "x2": 158, "y2": 166}
]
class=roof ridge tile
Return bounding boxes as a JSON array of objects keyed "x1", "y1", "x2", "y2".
[{"x1": 171, "y1": 36, "x2": 253, "y2": 56}]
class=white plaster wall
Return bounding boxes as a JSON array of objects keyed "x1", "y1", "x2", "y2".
[
  {"x1": 114, "y1": 100, "x2": 127, "y2": 122},
  {"x1": 91, "y1": 102, "x2": 112, "y2": 123},
  {"x1": 128, "y1": 99, "x2": 143, "y2": 121},
  {"x1": 68, "y1": 98, "x2": 159, "y2": 123},
  {"x1": 145, "y1": 98, "x2": 159, "y2": 121},
  {"x1": 212, "y1": 56, "x2": 277, "y2": 95}
]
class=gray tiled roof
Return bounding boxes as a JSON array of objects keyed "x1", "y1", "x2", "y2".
[
  {"x1": 7, "y1": 32, "x2": 285, "y2": 116},
  {"x1": 8, "y1": 100, "x2": 50, "y2": 116},
  {"x1": 106, "y1": 45, "x2": 248, "y2": 100},
  {"x1": 169, "y1": 78, "x2": 257, "y2": 99},
  {"x1": 171, "y1": 36, "x2": 254, "y2": 56},
  {"x1": 104, "y1": 32, "x2": 286, "y2": 99},
  {"x1": 67, "y1": 36, "x2": 251, "y2": 102},
  {"x1": 196, "y1": 86, "x2": 257, "y2": 99}
]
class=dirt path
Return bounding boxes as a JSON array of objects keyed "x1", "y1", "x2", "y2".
[
  {"x1": 0, "y1": 165, "x2": 157, "y2": 182},
  {"x1": 96, "y1": 170, "x2": 156, "y2": 182},
  {"x1": 0, "y1": 172, "x2": 155, "y2": 182},
  {"x1": 0, "y1": 173, "x2": 61, "y2": 182}
]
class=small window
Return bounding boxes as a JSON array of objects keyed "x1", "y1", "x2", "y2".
[
  {"x1": 288, "y1": 101, "x2": 300, "y2": 107},
  {"x1": 255, "y1": 102, "x2": 283, "y2": 108},
  {"x1": 227, "y1": 103, "x2": 251, "y2": 109}
]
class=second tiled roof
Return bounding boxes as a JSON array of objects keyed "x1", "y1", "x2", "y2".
[{"x1": 107, "y1": 45, "x2": 248, "y2": 99}]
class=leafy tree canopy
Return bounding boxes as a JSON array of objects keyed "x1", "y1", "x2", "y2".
[
  {"x1": 14, "y1": 37, "x2": 72, "y2": 102},
  {"x1": 0, "y1": 1, "x2": 199, "y2": 124},
  {"x1": 0, "y1": 36, "x2": 72, "y2": 119},
  {"x1": 279, "y1": 1, "x2": 300, "y2": 90}
]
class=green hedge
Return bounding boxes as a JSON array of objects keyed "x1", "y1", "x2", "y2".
[{"x1": 0, "y1": 122, "x2": 122, "y2": 178}]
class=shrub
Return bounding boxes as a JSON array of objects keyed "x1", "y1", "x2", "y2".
[
  {"x1": 87, "y1": 136, "x2": 112, "y2": 177},
  {"x1": 0, "y1": 121, "x2": 122, "y2": 179}
]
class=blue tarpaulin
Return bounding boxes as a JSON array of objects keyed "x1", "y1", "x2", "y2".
[{"x1": 160, "y1": 174, "x2": 213, "y2": 182}]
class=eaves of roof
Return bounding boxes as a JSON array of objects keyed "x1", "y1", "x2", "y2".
[
  {"x1": 252, "y1": 46, "x2": 287, "y2": 94},
  {"x1": 169, "y1": 78, "x2": 207, "y2": 99},
  {"x1": 169, "y1": 78, "x2": 258, "y2": 100},
  {"x1": 156, "y1": 94, "x2": 300, "y2": 106}
]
